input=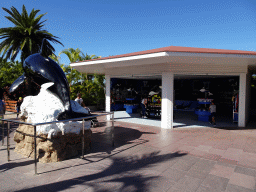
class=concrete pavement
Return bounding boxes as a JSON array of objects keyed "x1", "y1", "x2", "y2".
[{"x1": 1, "y1": 117, "x2": 256, "y2": 191}]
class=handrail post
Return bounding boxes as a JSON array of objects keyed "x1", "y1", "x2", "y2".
[
  {"x1": 34, "y1": 125, "x2": 37, "y2": 175},
  {"x1": 111, "y1": 112, "x2": 114, "y2": 147},
  {"x1": 81, "y1": 118, "x2": 85, "y2": 159},
  {"x1": 2, "y1": 117, "x2": 4, "y2": 146},
  {"x1": 7, "y1": 121, "x2": 10, "y2": 161}
]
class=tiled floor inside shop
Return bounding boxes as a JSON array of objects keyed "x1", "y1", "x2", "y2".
[
  {"x1": 114, "y1": 110, "x2": 236, "y2": 129},
  {"x1": 1, "y1": 113, "x2": 256, "y2": 191}
]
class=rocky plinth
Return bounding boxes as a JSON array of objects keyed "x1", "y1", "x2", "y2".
[
  {"x1": 12, "y1": 82, "x2": 93, "y2": 163},
  {"x1": 14, "y1": 123, "x2": 92, "y2": 163}
]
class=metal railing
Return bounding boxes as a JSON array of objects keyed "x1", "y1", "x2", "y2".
[
  {"x1": 1, "y1": 111, "x2": 114, "y2": 175},
  {"x1": 1, "y1": 112, "x2": 20, "y2": 146}
]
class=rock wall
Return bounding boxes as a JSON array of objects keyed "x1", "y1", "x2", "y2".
[{"x1": 14, "y1": 123, "x2": 92, "y2": 163}]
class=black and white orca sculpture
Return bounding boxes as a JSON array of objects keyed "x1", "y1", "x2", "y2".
[{"x1": 9, "y1": 52, "x2": 89, "y2": 120}]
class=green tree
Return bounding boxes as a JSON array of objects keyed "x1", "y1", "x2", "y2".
[
  {"x1": 82, "y1": 53, "x2": 101, "y2": 60},
  {"x1": 0, "y1": 58, "x2": 23, "y2": 87},
  {"x1": 0, "y1": 5, "x2": 63, "y2": 62},
  {"x1": 59, "y1": 48, "x2": 101, "y2": 63},
  {"x1": 59, "y1": 48, "x2": 85, "y2": 63},
  {"x1": 49, "y1": 53, "x2": 61, "y2": 65},
  {"x1": 60, "y1": 64, "x2": 82, "y2": 86},
  {"x1": 58, "y1": 48, "x2": 105, "y2": 106}
]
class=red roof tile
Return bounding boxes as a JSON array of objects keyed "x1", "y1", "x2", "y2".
[{"x1": 73, "y1": 46, "x2": 256, "y2": 64}]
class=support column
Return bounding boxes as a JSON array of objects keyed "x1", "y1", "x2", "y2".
[
  {"x1": 238, "y1": 73, "x2": 248, "y2": 127},
  {"x1": 161, "y1": 72, "x2": 174, "y2": 129},
  {"x1": 105, "y1": 75, "x2": 111, "y2": 120}
]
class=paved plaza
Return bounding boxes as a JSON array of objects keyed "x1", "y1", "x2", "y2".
[{"x1": 1, "y1": 115, "x2": 256, "y2": 191}]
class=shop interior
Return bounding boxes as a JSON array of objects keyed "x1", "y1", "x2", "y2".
[{"x1": 111, "y1": 75, "x2": 240, "y2": 127}]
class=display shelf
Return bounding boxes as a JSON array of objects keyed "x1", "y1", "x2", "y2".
[
  {"x1": 198, "y1": 102, "x2": 211, "y2": 105},
  {"x1": 197, "y1": 98, "x2": 213, "y2": 103},
  {"x1": 126, "y1": 98, "x2": 135, "y2": 101}
]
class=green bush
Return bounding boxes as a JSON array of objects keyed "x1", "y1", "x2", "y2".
[{"x1": 60, "y1": 65, "x2": 105, "y2": 106}]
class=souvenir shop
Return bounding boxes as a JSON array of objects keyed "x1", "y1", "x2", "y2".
[
  {"x1": 110, "y1": 76, "x2": 240, "y2": 123},
  {"x1": 71, "y1": 46, "x2": 256, "y2": 128}
]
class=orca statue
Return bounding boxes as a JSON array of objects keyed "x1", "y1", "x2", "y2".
[{"x1": 9, "y1": 51, "x2": 90, "y2": 120}]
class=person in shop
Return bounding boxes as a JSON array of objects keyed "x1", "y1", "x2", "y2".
[
  {"x1": 140, "y1": 95, "x2": 147, "y2": 118},
  {"x1": 75, "y1": 93, "x2": 91, "y2": 112},
  {"x1": 16, "y1": 97, "x2": 23, "y2": 118},
  {"x1": 75, "y1": 93, "x2": 85, "y2": 107},
  {"x1": 209, "y1": 101, "x2": 216, "y2": 126}
]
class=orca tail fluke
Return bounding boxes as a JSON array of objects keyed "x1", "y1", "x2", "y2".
[{"x1": 57, "y1": 110, "x2": 91, "y2": 121}]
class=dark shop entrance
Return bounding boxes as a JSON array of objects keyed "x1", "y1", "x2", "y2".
[{"x1": 110, "y1": 76, "x2": 239, "y2": 128}]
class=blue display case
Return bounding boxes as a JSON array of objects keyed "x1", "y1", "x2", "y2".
[
  {"x1": 195, "y1": 110, "x2": 211, "y2": 122},
  {"x1": 195, "y1": 99, "x2": 213, "y2": 122},
  {"x1": 124, "y1": 104, "x2": 139, "y2": 114},
  {"x1": 124, "y1": 98, "x2": 139, "y2": 114}
]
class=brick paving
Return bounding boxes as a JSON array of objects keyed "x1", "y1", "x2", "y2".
[{"x1": 1, "y1": 115, "x2": 256, "y2": 191}]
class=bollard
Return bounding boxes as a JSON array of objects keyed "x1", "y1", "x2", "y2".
[
  {"x1": 111, "y1": 112, "x2": 114, "y2": 147},
  {"x1": 7, "y1": 121, "x2": 10, "y2": 161},
  {"x1": 81, "y1": 118, "x2": 85, "y2": 158},
  {"x1": 34, "y1": 125, "x2": 37, "y2": 175},
  {"x1": 2, "y1": 118, "x2": 4, "y2": 146}
]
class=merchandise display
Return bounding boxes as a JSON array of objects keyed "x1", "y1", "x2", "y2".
[
  {"x1": 145, "y1": 94, "x2": 161, "y2": 118},
  {"x1": 110, "y1": 77, "x2": 238, "y2": 122},
  {"x1": 195, "y1": 98, "x2": 213, "y2": 122}
]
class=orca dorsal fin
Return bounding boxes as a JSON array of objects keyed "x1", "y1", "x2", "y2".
[{"x1": 40, "y1": 38, "x2": 46, "y2": 55}]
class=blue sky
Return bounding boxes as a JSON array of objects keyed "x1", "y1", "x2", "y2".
[{"x1": 1, "y1": 0, "x2": 256, "y2": 65}]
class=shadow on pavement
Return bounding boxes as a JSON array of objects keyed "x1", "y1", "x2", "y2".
[
  {"x1": 15, "y1": 151, "x2": 187, "y2": 192},
  {"x1": 32, "y1": 126, "x2": 157, "y2": 174},
  {"x1": 0, "y1": 159, "x2": 34, "y2": 173},
  {"x1": 0, "y1": 120, "x2": 19, "y2": 144},
  {"x1": 90, "y1": 126, "x2": 156, "y2": 153}
]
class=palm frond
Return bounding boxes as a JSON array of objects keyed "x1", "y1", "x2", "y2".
[
  {"x1": 20, "y1": 38, "x2": 27, "y2": 50},
  {"x1": 33, "y1": 13, "x2": 47, "y2": 27},
  {"x1": 2, "y1": 7, "x2": 20, "y2": 24},
  {"x1": 22, "y1": 5, "x2": 28, "y2": 21},
  {"x1": 4, "y1": 16, "x2": 21, "y2": 27},
  {"x1": 1, "y1": 5, "x2": 63, "y2": 61}
]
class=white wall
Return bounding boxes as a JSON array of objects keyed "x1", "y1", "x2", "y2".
[
  {"x1": 238, "y1": 73, "x2": 249, "y2": 127},
  {"x1": 246, "y1": 72, "x2": 251, "y2": 123},
  {"x1": 161, "y1": 72, "x2": 174, "y2": 129},
  {"x1": 105, "y1": 75, "x2": 111, "y2": 120}
]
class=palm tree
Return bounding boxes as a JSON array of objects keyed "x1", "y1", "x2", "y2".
[
  {"x1": 59, "y1": 48, "x2": 85, "y2": 63},
  {"x1": 82, "y1": 53, "x2": 101, "y2": 60},
  {"x1": 0, "y1": 5, "x2": 63, "y2": 62},
  {"x1": 49, "y1": 53, "x2": 61, "y2": 65},
  {"x1": 59, "y1": 48, "x2": 102, "y2": 63}
]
